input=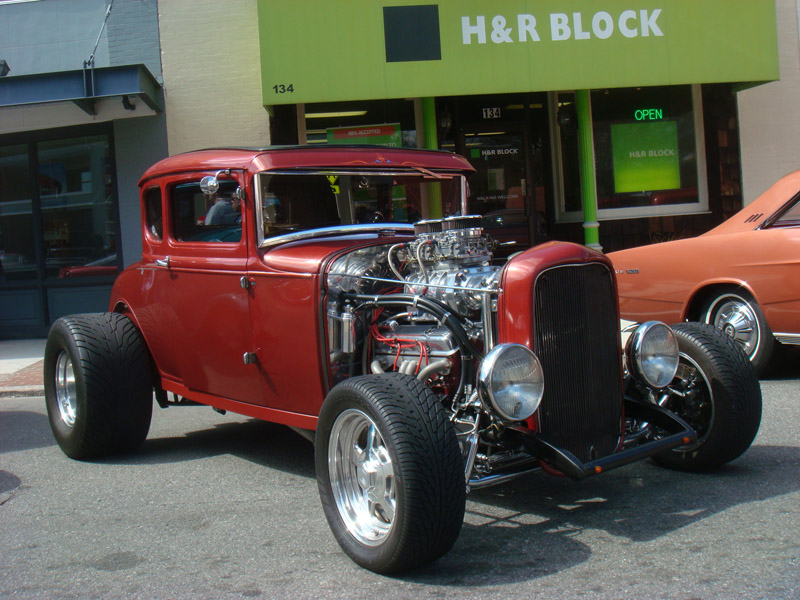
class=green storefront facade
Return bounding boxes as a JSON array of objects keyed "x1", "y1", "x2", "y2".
[{"x1": 257, "y1": 0, "x2": 779, "y2": 251}]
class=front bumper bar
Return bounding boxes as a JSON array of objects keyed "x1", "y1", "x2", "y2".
[{"x1": 507, "y1": 397, "x2": 698, "y2": 481}]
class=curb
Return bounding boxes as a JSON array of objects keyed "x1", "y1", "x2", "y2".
[{"x1": 0, "y1": 386, "x2": 45, "y2": 398}]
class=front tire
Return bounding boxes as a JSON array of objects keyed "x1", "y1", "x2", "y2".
[
  {"x1": 652, "y1": 323, "x2": 762, "y2": 472},
  {"x1": 315, "y1": 374, "x2": 465, "y2": 574},
  {"x1": 702, "y1": 289, "x2": 774, "y2": 374},
  {"x1": 44, "y1": 313, "x2": 154, "y2": 460}
]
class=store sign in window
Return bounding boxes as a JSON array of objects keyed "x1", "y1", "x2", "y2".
[
  {"x1": 611, "y1": 121, "x2": 680, "y2": 193},
  {"x1": 327, "y1": 124, "x2": 402, "y2": 147},
  {"x1": 590, "y1": 85, "x2": 707, "y2": 217}
]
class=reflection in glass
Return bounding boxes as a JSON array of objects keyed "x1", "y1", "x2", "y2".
[
  {"x1": 0, "y1": 145, "x2": 36, "y2": 282},
  {"x1": 38, "y1": 136, "x2": 119, "y2": 279},
  {"x1": 257, "y1": 172, "x2": 461, "y2": 243}
]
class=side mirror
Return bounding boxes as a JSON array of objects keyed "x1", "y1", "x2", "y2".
[{"x1": 199, "y1": 169, "x2": 231, "y2": 195}]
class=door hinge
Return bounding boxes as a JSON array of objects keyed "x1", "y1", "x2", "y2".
[
  {"x1": 240, "y1": 276, "x2": 255, "y2": 289},
  {"x1": 243, "y1": 352, "x2": 258, "y2": 365}
]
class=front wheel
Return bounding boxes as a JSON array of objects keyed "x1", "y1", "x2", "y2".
[
  {"x1": 652, "y1": 322, "x2": 762, "y2": 472},
  {"x1": 315, "y1": 374, "x2": 465, "y2": 574}
]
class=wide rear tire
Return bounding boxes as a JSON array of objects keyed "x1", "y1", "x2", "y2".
[
  {"x1": 44, "y1": 313, "x2": 154, "y2": 460},
  {"x1": 653, "y1": 322, "x2": 762, "y2": 472},
  {"x1": 315, "y1": 374, "x2": 465, "y2": 574}
]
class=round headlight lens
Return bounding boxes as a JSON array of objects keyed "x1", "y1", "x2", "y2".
[
  {"x1": 479, "y1": 344, "x2": 544, "y2": 422},
  {"x1": 626, "y1": 321, "x2": 679, "y2": 389}
]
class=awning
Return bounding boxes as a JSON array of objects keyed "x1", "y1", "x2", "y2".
[
  {"x1": 257, "y1": 0, "x2": 779, "y2": 105},
  {"x1": 0, "y1": 64, "x2": 163, "y2": 116}
]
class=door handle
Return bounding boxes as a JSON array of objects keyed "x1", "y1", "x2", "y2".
[{"x1": 155, "y1": 257, "x2": 170, "y2": 268}]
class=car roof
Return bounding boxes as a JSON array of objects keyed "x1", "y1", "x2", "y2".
[
  {"x1": 706, "y1": 168, "x2": 800, "y2": 236},
  {"x1": 139, "y1": 145, "x2": 475, "y2": 186}
]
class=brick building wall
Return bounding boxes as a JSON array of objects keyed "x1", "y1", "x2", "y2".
[
  {"x1": 108, "y1": 0, "x2": 162, "y2": 81},
  {"x1": 158, "y1": 0, "x2": 270, "y2": 155}
]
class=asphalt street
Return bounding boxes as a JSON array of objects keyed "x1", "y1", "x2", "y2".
[{"x1": 2, "y1": 362, "x2": 799, "y2": 600}]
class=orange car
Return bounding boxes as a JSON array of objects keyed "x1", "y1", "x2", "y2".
[{"x1": 609, "y1": 170, "x2": 800, "y2": 374}]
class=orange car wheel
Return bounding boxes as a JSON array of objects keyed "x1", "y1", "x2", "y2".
[{"x1": 701, "y1": 290, "x2": 774, "y2": 375}]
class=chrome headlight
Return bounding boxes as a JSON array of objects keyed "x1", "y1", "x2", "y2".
[
  {"x1": 478, "y1": 344, "x2": 544, "y2": 422},
  {"x1": 625, "y1": 321, "x2": 679, "y2": 389}
]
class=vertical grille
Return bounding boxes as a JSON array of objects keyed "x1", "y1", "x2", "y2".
[{"x1": 533, "y1": 263, "x2": 623, "y2": 462}]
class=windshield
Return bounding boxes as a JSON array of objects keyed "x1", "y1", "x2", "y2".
[{"x1": 255, "y1": 171, "x2": 465, "y2": 245}]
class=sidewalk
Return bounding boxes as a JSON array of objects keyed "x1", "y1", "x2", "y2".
[{"x1": 0, "y1": 339, "x2": 46, "y2": 398}]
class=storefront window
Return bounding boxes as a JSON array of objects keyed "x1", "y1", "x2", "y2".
[
  {"x1": 304, "y1": 99, "x2": 418, "y2": 147},
  {"x1": 0, "y1": 144, "x2": 36, "y2": 281},
  {"x1": 38, "y1": 135, "x2": 119, "y2": 279},
  {"x1": 591, "y1": 85, "x2": 708, "y2": 219},
  {"x1": 553, "y1": 92, "x2": 582, "y2": 216}
]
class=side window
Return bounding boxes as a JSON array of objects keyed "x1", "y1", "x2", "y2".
[
  {"x1": 170, "y1": 179, "x2": 242, "y2": 243},
  {"x1": 773, "y1": 197, "x2": 800, "y2": 228},
  {"x1": 144, "y1": 187, "x2": 163, "y2": 240}
]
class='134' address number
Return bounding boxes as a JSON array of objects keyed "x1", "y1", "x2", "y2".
[{"x1": 273, "y1": 84, "x2": 294, "y2": 94}]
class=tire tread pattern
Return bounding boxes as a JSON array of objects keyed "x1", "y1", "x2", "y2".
[
  {"x1": 316, "y1": 374, "x2": 465, "y2": 573},
  {"x1": 654, "y1": 322, "x2": 762, "y2": 471},
  {"x1": 44, "y1": 312, "x2": 153, "y2": 459}
]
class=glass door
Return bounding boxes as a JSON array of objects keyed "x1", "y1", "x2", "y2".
[{"x1": 459, "y1": 125, "x2": 532, "y2": 257}]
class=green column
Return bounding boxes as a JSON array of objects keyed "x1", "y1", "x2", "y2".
[
  {"x1": 575, "y1": 90, "x2": 601, "y2": 250},
  {"x1": 422, "y1": 97, "x2": 442, "y2": 218}
]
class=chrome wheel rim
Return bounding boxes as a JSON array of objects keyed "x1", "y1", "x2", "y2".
[
  {"x1": 705, "y1": 294, "x2": 760, "y2": 359},
  {"x1": 55, "y1": 351, "x2": 77, "y2": 428},
  {"x1": 328, "y1": 408, "x2": 396, "y2": 546},
  {"x1": 665, "y1": 352, "x2": 715, "y2": 448}
]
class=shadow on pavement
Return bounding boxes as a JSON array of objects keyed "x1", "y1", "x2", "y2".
[
  {"x1": 762, "y1": 346, "x2": 800, "y2": 380},
  {"x1": 407, "y1": 443, "x2": 800, "y2": 586},
  {"x1": 106, "y1": 418, "x2": 316, "y2": 479},
  {"x1": 0, "y1": 410, "x2": 55, "y2": 454}
]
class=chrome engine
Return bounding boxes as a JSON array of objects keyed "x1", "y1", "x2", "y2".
[{"x1": 326, "y1": 215, "x2": 499, "y2": 396}]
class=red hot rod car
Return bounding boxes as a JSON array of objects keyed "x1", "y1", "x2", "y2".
[{"x1": 44, "y1": 146, "x2": 761, "y2": 574}]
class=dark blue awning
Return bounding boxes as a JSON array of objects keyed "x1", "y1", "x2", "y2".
[{"x1": 0, "y1": 64, "x2": 162, "y2": 116}]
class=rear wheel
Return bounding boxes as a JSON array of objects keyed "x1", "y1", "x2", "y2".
[
  {"x1": 44, "y1": 313, "x2": 153, "y2": 460},
  {"x1": 702, "y1": 289, "x2": 774, "y2": 374},
  {"x1": 652, "y1": 323, "x2": 762, "y2": 472},
  {"x1": 315, "y1": 374, "x2": 465, "y2": 573}
]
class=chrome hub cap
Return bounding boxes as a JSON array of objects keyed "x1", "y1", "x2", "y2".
[
  {"x1": 706, "y1": 295, "x2": 760, "y2": 359},
  {"x1": 328, "y1": 409, "x2": 396, "y2": 546},
  {"x1": 55, "y1": 351, "x2": 77, "y2": 428}
]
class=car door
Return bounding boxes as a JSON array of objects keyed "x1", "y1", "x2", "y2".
[{"x1": 143, "y1": 171, "x2": 264, "y2": 405}]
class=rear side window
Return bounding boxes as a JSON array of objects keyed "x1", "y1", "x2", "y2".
[
  {"x1": 144, "y1": 187, "x2": 162, "y2": 240},
  {"x1": 170, "y1": 179, "x2": 242, "y2": 243},
  {"x1": 773, "y1": 196, "x2": 800, "y2": 227}
]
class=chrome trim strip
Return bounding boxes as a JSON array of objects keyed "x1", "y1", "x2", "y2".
[
  {"x1": 259, "y1": 224, "x2": 414, "y2": 249},
  {"x1": 774, "y1": 332, "x2": 800, "y2": 345}
]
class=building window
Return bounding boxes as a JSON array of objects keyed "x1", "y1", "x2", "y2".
[
  {"x1": 592, "y1": 85, "x2": 708, "y2": 219},
  {"x1": 554, "y1": 85, "x2": 708, "y2": 222},
  {"x1": 303, "y1": 99, "x2": 418, "y2": 147},
  {"x1": 38, "y1": 135, "x2": 119, "y2": 279},
  {"x1": 0, "y1": 144, "x2": 35, "y2": 281}
]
